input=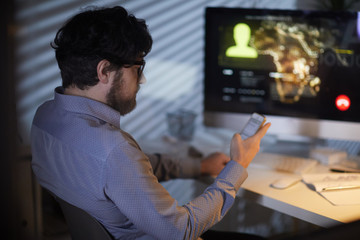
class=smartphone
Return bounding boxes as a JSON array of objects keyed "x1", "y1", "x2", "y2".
[{"x1": 240, "y1": 113, "x2": 266, "y2": 140}]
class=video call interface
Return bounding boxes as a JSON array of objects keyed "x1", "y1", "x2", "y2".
[{"x1": 204, "y1": 8, "x2": 360, "y2": 123}]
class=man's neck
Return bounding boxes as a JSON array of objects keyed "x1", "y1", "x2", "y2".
[{"x1": 64, "y1": 85, "x2": 108, "y2": 104}]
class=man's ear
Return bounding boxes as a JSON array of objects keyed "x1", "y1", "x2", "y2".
[{"x1": 96, "y1": 59, "x2": 112, "y2": 84}]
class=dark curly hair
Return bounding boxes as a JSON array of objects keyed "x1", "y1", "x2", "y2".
[{"x1": 51, "y1": 6, "x2": 153, "y2": 89}]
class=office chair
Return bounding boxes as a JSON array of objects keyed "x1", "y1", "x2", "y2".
[{"x1": 49, "y1": 192, "x2": 113, "y2": 240}]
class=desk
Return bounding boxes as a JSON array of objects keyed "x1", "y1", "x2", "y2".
[
  {"x1": 239, "y1": 166, "x2": 360, "y2": 228},
  {"x1": 139, "y1": 127, "x2": 360, "y2": 228}
]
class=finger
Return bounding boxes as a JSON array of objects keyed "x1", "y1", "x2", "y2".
[
  {"x1": 223, "y1": 156, "x2": 231, "y2": 164},
  {"x1": 216, "y1": 152, "x2": 230, "y2": 164},
  {"x1": 232, "y1": 132, "x2": 242, "y2": 141},
  {"x1": 256, "y1": 122, "x2": 271, "y2": 138}
]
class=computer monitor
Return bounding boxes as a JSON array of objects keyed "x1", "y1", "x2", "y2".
[{"x1": 204, "y1": 7, "x2": 360, "y2": 141}]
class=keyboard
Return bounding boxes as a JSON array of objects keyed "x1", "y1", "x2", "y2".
[{"x1": 251, "y1": 152, "x2": 318, "y2": 174}]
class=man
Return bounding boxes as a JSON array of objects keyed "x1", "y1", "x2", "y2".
[{"x1": 31, "y1": 6, "x2": 270, "y2": 240}]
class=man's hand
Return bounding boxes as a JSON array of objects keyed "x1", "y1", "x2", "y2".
[
  {"x1": 200, "y1": 152, "x2": 230, "y2": 176},
  {"x1": 231, "y1": 122, "x2": 271, "y2": 168}
]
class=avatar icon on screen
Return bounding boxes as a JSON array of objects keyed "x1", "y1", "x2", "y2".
[{"x1": 226, "y1": 23, "x2": 258, "y2": 59}]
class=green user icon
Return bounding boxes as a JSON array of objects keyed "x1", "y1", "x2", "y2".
[{"x1": 226, "y1": 23, "x2": 258, "y2": 58}]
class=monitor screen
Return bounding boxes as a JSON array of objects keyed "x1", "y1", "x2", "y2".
[{"x1": 204, "y1": 7, "x2": 360, "y2": 141}]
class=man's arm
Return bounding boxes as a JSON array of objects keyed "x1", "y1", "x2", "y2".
[
  {"x1": 105, "y1": 123, "x2": 271, "y2": 240},
  {"x1": 105, "y1": 146, "x2": 247, "y2": 240},
  {"x1": 146, "y1": 153, "x2": 201, "y2": 181},
  {"x1": 147, "y1": 151, "x2": 233, "y2": 181}
]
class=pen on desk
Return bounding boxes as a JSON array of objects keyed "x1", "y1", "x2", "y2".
[{"x1": 322, "y1": 185, "x2": 360, "y2": 191}]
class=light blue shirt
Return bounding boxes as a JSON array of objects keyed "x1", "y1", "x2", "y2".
[{"x1": 31, "y1": 87, "x2": 248, "y2": 240}]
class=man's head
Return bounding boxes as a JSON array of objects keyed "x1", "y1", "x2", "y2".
[{"x1": 52, "y1": 6, "x2": 152, "y2": 115}]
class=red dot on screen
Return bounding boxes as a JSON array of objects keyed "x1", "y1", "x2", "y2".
[{"x1": 335, "y1": 94, "x2": 351, "y2": 111}]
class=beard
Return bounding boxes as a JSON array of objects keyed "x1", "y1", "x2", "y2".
[{"x1": 106, "y1": 70, "x2": 138, "y2": 116}]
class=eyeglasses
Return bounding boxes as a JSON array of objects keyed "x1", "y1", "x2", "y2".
[
  {"x1": 99, "y1": 54, "x2": 146, "y2": 78},
  {"x1": 123, "y1": 60, "x2": 146, "y2": 78},
  {"x1": 133, "y1": 60, "x2": 146, "y2": 77}
]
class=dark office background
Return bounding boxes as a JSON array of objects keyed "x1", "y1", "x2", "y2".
[{"x1": 1, "y1": 0, "x2": 16, "y2": 239}]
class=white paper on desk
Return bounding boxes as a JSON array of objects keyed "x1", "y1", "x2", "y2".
[
  {"x1": 320, "y1": 189, "x2": 360, "y2": 206},
  {"x1": 302, "y1": 173, "x2": 360, "y2": 205}
]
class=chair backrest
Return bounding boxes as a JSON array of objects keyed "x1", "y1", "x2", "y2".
[{"x1": 50, "y1": 192, "x2": 113, "y2": 240}]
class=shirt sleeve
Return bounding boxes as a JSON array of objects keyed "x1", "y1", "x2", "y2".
[
  {"x1": 104, "y1": 141, "x2": 247, "y2": 240},
  {"x1": 146, "y1": 153, "x2": 201, "y2": 181}
]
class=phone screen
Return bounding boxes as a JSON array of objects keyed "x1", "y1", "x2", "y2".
[{"x1": 240, "y1": 113, "x2": 265, "y2": 140}]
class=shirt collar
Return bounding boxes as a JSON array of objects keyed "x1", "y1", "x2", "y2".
[{"x1": 54, "y1": 86, "x2": 121, "y2": 129}]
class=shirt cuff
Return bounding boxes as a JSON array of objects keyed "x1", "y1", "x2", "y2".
[{"x1": 216, "y1": 160, "x2": 248, "y2": 191}]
